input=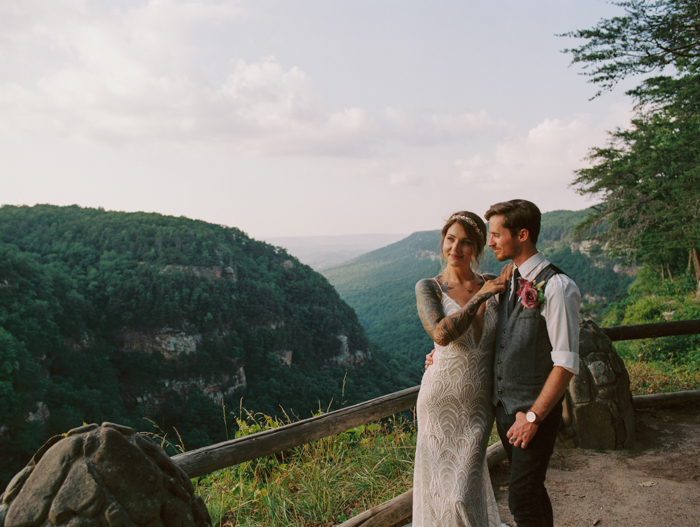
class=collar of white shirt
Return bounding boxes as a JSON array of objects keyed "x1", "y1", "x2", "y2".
[{"x1": 514, "y1": 251, "x2": 547, "y2": 281}]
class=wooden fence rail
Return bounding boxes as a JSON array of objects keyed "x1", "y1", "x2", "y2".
[
  {"x1": 632, "y1": 389, "x2": 700, "y2": 409},
  {"x1": 602, "y1": 319, "x2": 700, "y2": 342},
  {"x1": 172, "y1": 386, "x2": 420, "y2": 478}
]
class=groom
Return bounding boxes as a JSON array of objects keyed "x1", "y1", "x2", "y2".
[{"x1": 486, "y1": 199, "x2": 580, "y2": 527}]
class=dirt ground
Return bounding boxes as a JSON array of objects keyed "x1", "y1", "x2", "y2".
[{"x1": 490, "y1": 402, "x2": 700, "y2": 527}]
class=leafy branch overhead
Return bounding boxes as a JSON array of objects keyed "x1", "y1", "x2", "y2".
[{"x1": 561, "y1": 0, "x2": 700, "y2": 96}]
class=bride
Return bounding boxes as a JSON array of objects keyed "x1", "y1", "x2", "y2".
[{"x1": 413, "y1": 211, "x2": 510, "y2": 527}]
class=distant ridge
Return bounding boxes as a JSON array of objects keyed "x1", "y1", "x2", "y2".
[
  {"x1": 264, "y1": 233, "x2": 407, "y2": 270},
  {"x1": 322, "y1": 209, "x2": 634, "y2": 363}
]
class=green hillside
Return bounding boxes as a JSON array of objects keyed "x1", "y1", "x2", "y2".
[
  {"x1": 0, "y1": 205, "x2": 412, "y2": 486},
  {"x1": 320, "y1": 231, "x2": 443, "y2": 363},
  {"x1": 322, "y1": 209, "x2": 633, "y2": 363}
]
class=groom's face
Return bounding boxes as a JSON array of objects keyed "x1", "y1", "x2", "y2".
[{"x1": 487, "y1": 214, "x2": 519, "y2": 262}]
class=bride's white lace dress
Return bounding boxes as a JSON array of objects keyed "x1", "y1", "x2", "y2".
[{"x1": 413, "y1": 291, "x2": 502, "y2": 527}]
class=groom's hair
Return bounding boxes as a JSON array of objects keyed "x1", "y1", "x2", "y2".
[{"x1": 485, "y1": 199, "x2": 541, "y2": 244}]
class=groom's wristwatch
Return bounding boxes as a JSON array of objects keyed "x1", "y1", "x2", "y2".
[{"x1": 526, "y1": 410, "x2": 540, "y2": 425}]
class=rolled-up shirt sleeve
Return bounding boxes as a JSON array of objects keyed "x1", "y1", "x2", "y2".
[{"x1": 542, "y1": 274, "x2": 581, "y2": 374}]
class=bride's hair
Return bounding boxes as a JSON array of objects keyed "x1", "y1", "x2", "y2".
[{"x1": 439, "y1": 211, "x2": 487, "y2": 268}]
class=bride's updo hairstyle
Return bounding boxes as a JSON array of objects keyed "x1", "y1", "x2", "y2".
[{"x1": 440, "y1": 211, "x2": 487, "y2": 268}]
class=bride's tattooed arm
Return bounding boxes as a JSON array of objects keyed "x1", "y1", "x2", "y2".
[{"x1": 415, "y1": 278, "x2": 496, "y2": 347}]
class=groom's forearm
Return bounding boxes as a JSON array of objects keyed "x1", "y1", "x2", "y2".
[
  {"x1": 507, "y1": 367, "x2": 573, "y2": 448},
  {"x1": 529, "y1": 366, "x2": 574, "y2": 421}
]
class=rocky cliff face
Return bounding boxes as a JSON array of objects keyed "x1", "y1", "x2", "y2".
[
  {"x1": 416, "y1": 249, "x2": 440, "y2": 261},
  {"x1": 113, "y1": 322, "x2": 371, "y2": 415},
  {"x1": 160, "y1": 264, "x2": 237, "y2": 282},
  {"x1": 570, "y1": 241, "x2": 638, "y2": 277},
  {"x1": 131, "y1": 368, "x2": 247, "y2": 415},
  {"x1": 325, "y1": 335, "x2": 372, "y2": 369},
  {"x1": 118, "y1": 328, "x2": 202, "y2": 359}
]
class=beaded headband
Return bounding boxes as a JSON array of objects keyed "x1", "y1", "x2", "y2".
[{"x1": 449, "y1": 214, "x2": 484, "y2": 240}]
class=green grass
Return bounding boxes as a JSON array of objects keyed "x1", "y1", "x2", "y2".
[
  {"x1": 194, "y1": 410, "x2": 417, "y2": 527},
  {"x1": 627, "y1": 360, "x2": 700, "y2": 395}
]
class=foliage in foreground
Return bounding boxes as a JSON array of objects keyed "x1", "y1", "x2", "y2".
[
  {"x1": 603, "y1": 265, "x2": 700, "y2": 367},
  {"x1": 627, "y1": 361, "x2": 700, "y2": 396},
  {"x1": 602, "y1": 264, "x2": 700, "y2": 394},
  {"x1": 194, "y1": 411, "x2": 417, "y2": 527}
]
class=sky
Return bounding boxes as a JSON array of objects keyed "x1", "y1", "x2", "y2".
[{"x1": 0, "y1": 0, "x2": 637, "y2": 240}]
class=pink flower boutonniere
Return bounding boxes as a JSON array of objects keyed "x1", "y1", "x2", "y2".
[{"x1": 516, "y1": 278, "x2": 546, "y2": 309}]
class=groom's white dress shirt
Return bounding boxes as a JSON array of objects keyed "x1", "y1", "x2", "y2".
[{"x1": 510, "y1": 251, "x2": 581, "y2": 375}]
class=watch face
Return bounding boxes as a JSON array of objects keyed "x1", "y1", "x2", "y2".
[{"x1": 526, "y1": 411, "x2": 536, "y2": 423}]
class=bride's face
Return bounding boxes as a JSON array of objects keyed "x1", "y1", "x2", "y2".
[{"x1": 442, "y1": 222, "x2": 475, "y2": 269}]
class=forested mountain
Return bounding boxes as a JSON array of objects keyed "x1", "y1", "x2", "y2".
[
  {"x1": 0, "y1": 205, "x2": 412, "y2": 486},
  {"x1": 322, "y1": 209, "x2": 634, "y2": 363}
]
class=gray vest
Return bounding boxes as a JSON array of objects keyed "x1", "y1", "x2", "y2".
[{"x1": 492, "y1": 264, "x2": 564, "y2": 415}]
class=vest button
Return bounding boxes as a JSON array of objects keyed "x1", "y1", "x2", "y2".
[
  {"x1": 503, "y1": 329, "x2": 506, "y2": 334},
  {"x1": 497, "y1": 376, "x2": 502, "y2": 381},
  {"x1": 498, "y1": 390, "x2": 503, "y2": 394},
  {"x1": 497, "y1": 360, "x2": 502, "y2": 364},
  {"x1": 500, "y1": 344, "x2": 504, "y2": 349}
]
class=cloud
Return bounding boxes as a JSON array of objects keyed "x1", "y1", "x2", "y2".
[
  {"x1": 389, "y1": 170, "x2": 423, "y2": 186},
  {"x1": 0, "y1": 0, "x2": 510, "y2": 157},
  {"x1": 454, "y1": 117, "x2": 606, "y2": 196}
]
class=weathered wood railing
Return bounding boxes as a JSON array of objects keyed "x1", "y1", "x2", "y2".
[
  {"x1": 173, "y1": 386, "x2": 420, "y2": 478},
  {"x1": 171, "y1": 319, "x2": 700, "y2": 526},
  {"x1": 602, "y1": 319, "x2": 700, "y2": 342}
]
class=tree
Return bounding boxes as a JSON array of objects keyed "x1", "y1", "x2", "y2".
[
  {"x1": 563, "y1": 0, "x2": 700, "y2": 295},
  {"x1": 572, "y1": 110, "x2": 700, "y2": 283},
  {"x1": 562, "y1": 0, "x2": 700, "y2": 97}
]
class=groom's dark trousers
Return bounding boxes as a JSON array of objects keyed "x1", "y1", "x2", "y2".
[{"x1": 496, "y1": 400, "x2": 562, "y2": 527}]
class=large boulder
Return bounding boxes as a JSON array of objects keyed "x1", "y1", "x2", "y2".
[
  {"x1": 0, "y1": 422, "x2": 211, "y2": 527},
  {"x1": 558, "y1": 319, "x2": 635, "y2": 450}
]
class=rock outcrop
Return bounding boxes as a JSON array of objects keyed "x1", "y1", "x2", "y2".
[
  {"x1": 416, "y1": 250, "x2": 440, "y2": 261},
  {"x1": 275, "y1": 350, "x2": 293, "y2": 367},
  {"x1": 160, "y1": 265, "x2": 236, "y2": 282},
  {"x1": 0, "y1": 423, "x2": 211, "y2": 527},
  {"x1": 130, "y1": 368, "x2": 247, "y2": 415},
  {"x1": 117, "y1": 328, "x2": 202, "y2": 360},
  {"x1": 559, "y1": 319, "x2": 635, "y2": 450},
  {"x1": 324, "y1": 335, "x2": 372, "y2": 369}
]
